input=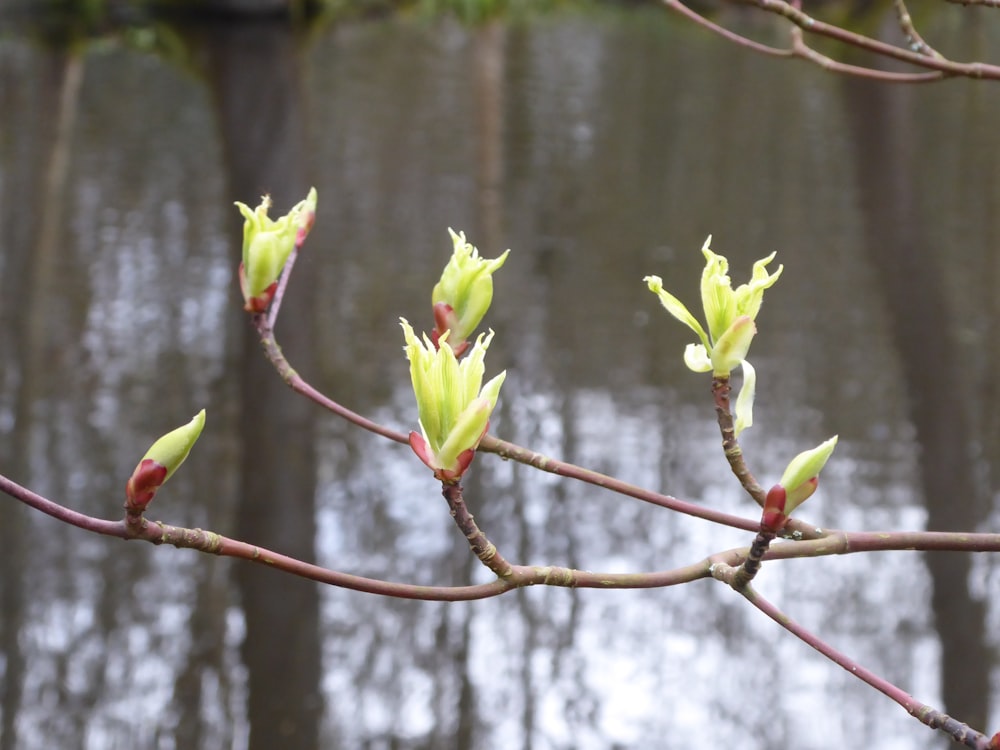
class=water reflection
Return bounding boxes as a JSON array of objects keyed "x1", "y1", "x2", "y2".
[
  {"x1": 845, "y1": 74, "x2": 992, "y2": 731},
  {"x1": 2, "y1": 7, "x2": 999, "y2": 749}
]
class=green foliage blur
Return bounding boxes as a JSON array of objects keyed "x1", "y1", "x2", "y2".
[
  {"x1": 7, "y1": 0, "x2": 590, "y2": 23},
  {"x1": 0, "y1": 0, "x2": 604, "y2": 49}
]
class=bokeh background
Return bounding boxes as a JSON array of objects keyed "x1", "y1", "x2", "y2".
[{"x1": 2, "y1": 3, "x2": 1000, "y2": 748}]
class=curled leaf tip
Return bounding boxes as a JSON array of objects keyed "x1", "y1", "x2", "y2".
[{"x1": 646, "y1": 239, "x2": 781, "y2": 375}]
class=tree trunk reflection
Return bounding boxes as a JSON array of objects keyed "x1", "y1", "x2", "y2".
[
  {"x1": 844, "y1": 75, "x2": 990, "y2": 730},
  {"x1": 203, "y1": 20, "x2": 323, "y2": 750}
]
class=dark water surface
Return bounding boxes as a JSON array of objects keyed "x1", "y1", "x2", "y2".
[{"x1": 2, "y1": 6, "x2": 1000, "y2": 749}]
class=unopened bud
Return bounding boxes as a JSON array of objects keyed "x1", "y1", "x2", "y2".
[
  {"x1": 125, "y1": 409, "x2": 206, "y2": 511},
  {"x1": 760, "y1": 436, "x2": 838, "y2": 530}
]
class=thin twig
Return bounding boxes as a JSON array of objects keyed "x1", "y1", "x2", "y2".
[
  {"x1": 663, "y1": 0, "x2": 1000, "y2": 82},
  {"x1": 733, "y1": 581, "x2": 992, "y2": 749},
  {"x1": 7, "y1": 469, "x2": 1000, "y2": 611},
  {"x1": 250, "y1": 313, "x2": 766, "y2": 532},
  {"x1": 731, "y1": 527, "x2": 775, "y2": 588},
  {"x1": 266, "y1": 245, "x2": 299, "y2": 328},
  {"x1": 662, "y1": 0, "x2": 793, "y2": 58},
  {"x1": 442, "y1": 482, "x2": 514, "y2": 578},
  {"x1": 712, "y1": 375, "x2": 766, "y2": 506},
  {"x1": 944, "y1": 0, "x2": 1000, "y2": 7},
  {"x1": 788, "y1": 27, "x2": 945, "y2": 82},
  {"x1": 266, "y1": 193, "x2": 315, "y2": 327},
  {"x1": 479, "y1": 433, "x2": 763, "y2": 532},
  {"x1": 749, "y1": 0, "x2": 1000, "y2": 78},
  {"x1": 0, "y1": 471, "x2": 715, "y2": 598},
  {"x1": 252, "y1": 314, "x2": 409, "y2": 444},
  {"x1": 892, "y1": 0, "x2": 942, "y2": 58},
  {"x1": 707, "y1": 372, "x2": 778, "y2": 589}
]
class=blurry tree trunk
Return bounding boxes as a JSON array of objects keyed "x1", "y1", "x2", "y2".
[
  {"x1": 0, "y1": 48, "x2": 83, "y2": 750},
  {"x1": 202, "y1": 20, "x2": 323, "y2": 750},
  {"x1": 844, "y1": 77, "x2": 990, "y2": 731}
]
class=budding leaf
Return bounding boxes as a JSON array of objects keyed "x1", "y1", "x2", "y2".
[
  {"x1": 235, "y1": 188, "x2": 317, "y2": 311},
  {"x1": 430, "y1": 229, "x2": 509, "y2": 353},
  {"x1": 402, "y1": 318, "x2": 505, "y2": 483},
  {"x1": 779, "y1": 435, "x2": 839, "y2": 504},
  {"x1": 125, "y1": 409, "x2": 206, "y2": 509},
  {"x1": 645, "y1": 237, "x2": 781, "y2": 379}
]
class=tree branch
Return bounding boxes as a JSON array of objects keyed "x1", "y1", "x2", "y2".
[
  {"x1": 712, "y1": 375, "x2": 766, "y2": 506},
  {"x1": 441, "y1": 481, "x2": 514, "y2": 578},
  {"x1": 717, "y1": 575, "x2": 994, "y2": 749},
  {"x1": 252, "y1": 310, "x2": 766, "y2": 532},
  {"x1": 662, "y1": 0, "x2": 1000, "y2": 82}
]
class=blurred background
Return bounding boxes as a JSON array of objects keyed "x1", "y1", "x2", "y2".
[{"x1": 1, "y1": 1, "x2": 999, "y2": 748}]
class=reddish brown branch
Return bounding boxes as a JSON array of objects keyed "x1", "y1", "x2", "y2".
[
  {"x1": 712, "y1": 375, "x2": 766, "y2": 506},
  {"x1": 479, "y1": 433, "x2": 763, "y2": 532},
  {"x1": 663, "y1": 0, "x2": 1000, "y2": 82},
  {"x1": 0, "y1": 470, "x2": 717, "y2": 597},
  {"x1": 748, "y1": 0, "x2": 1000, "y2": 78},
  {"x1": 441, "y1": 482, "x2": 514, "y2": 578},
  {"x1": 252, "y1": 314, "x2": 409, "y2": 444},
  {"x1": 0, "y1": 472, "x2": 121, "y2": 536},
  {"x1": 266, "y1": 246, "x2": 299, "y2": 328},
  {"x1": 0, "y1": 471, "x2": 509, "y2": 600},
  {"x1": 728, "y1": 579, "x2": 993, "y2": 749},
  {"x1": 250, "y1": 311, "x2": 764, "y2": 532},
  {"x1": 8, "y1": 467, "x2": 1000, "y2": 588},
  {"x1": 892, "y1": 0, "x2": 942, "y2": 59},
  {"x1": 731, "y1": 527, "x2": 775, "y2": 588},
  {"x1": 663, "y1": 0, "x2": 794, "y2": 58},
  {"x1": 788, "y1": 27, "x2": 946, "y2": 82},
  {"x1": 944, "y1": 0, "x2": 1000, "y2": 7}
]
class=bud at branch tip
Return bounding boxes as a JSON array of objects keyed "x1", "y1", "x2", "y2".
[
  {"x1": 761, "y1": 436, "x2": 838, "y2": 531},
  {"x1": 235, "y1": 188, "x2": 318, "y2": 313},
  {"x1": 401, "y1": 318, "x2": 506, "y2": 483},
  {"x1": 125, "y1": 409, "x2": 206, "y2": 511},
  {"x1": 430, "y1": 229, "x2": 509, "y2": 356}
]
